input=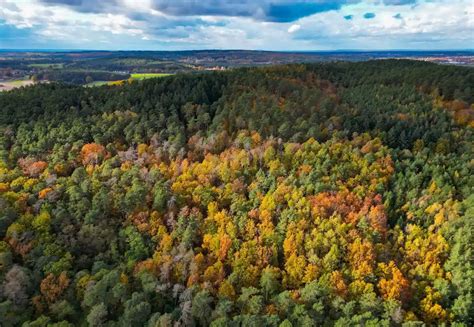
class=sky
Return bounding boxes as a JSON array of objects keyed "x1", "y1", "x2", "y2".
[{"x1": 0, "y1": 0, "x2": 472, "y2": 50}]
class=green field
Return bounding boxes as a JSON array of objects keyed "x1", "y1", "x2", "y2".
[
  {"x1": 130, "y1": 73, "x2": 172, "y2": 80},
  {"x1": 85, "y1": 73, "x2": 172, "y2": 87},
  {"x1": 84, "y1": 81, "x2": 111, "y2": 87},
  {"x1": 28, "y1": 63, "x2": 64, "y2": 69},
  {"x1": 85, "y1": 80, "x2": 128, "y2": 87},
  {"x1": 9, "y1": 80, "x2": 28, "y2": 86}
]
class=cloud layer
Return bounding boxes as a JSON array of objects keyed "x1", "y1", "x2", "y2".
[
  {"x1": 38, "y1": 0, "x2": 357, "y2": 22},
  {"x1": 0, "y1": 0, "x2": 472, "y2": 50}
]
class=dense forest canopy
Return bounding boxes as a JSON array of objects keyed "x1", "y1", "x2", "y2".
[{"x1": 0, "y1": 60, "x2": 473, "y2": 326}]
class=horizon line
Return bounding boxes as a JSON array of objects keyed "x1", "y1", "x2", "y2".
[{"x1": 1, "y1": 48, "x2": 473, "y2": 53}]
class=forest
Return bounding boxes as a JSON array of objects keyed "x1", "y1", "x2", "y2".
[{"x1": 0, "y1": 60, "x2": 472, "y2": 326}]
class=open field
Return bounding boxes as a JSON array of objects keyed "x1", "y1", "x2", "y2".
[
  {"x1": 130, "y1": 73, "x2": 172, "y2": 79},
  {"x1": 0, "y1": 79, "x2": 35, "y2": 91},
  {"x1": 85, "y1": 73, "x2": 172, "y2": 87},
  {"x1": 85, "y1": 80, "x2": 127, "y2": 87},
  {"x1": 28, "y1": 63, "x2": 64, "y2": 69},
  {"x1": 84, "y1": 81, "x2": 112, "y2": 87}
]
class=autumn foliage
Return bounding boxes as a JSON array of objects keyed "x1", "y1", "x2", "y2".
[
  {"x1": 0, "y1": 61, "x2": 472, "y2": 326},
  {"x1": 80, "y1": 143, "x2": 106, "y2": 165}
]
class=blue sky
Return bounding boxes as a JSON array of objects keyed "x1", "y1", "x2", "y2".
[{"x1": 0, "y1": 0, "x2": 472, "y2": 50}]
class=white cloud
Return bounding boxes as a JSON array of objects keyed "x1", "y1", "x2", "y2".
[
  {"x1": 0, "y1": 0, "x2": 472, "y2": 50},
  {"x1": 287, "y1": 0, "x2": 474, "y2": 49},
  {"x1": 288, "y1": 24, "x2": 301, "y2": 33}
]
